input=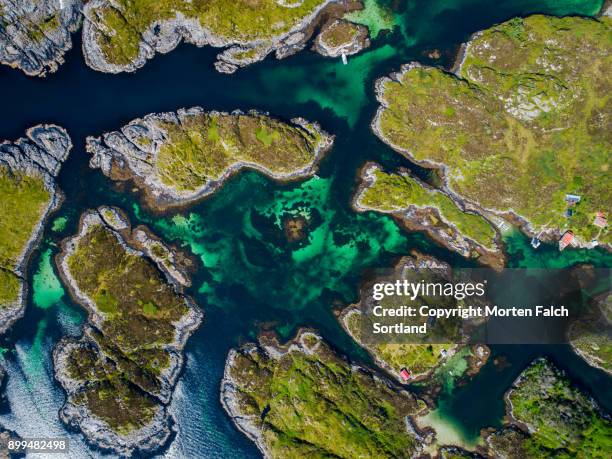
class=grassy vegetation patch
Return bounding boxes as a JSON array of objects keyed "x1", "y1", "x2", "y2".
[
  {"x1": 377, "y1": 15, "x2": 611, "y2": 244},
  {"x1": 66, "y1": 224, "x2": 188, "y2": 354},
  {"x1": 0, "y1": 269, "x2": 21, "y2": 306},
  {"x1": 26, "y1": 13, "x2": 61, "y2": 42},
  {"x1": 67, "y1": 345, "x2": 158, "y2": 432},
  {"x1": 0, "y1": 167, "x2": 51, "y2": 270},
  {"x1": 155, "y1": 113, "x2": 321, "y2": 191},
  {"x1": 359, "y1": 169, "x2": 497, "y2": 249},
  {"x1": 227, "y1": 333, "x2": 421, "y2": 458}
]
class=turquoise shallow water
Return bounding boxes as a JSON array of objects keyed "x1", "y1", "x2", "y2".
[{"x1": 0, "y1": 0, "x2": 610, "y2": 456}]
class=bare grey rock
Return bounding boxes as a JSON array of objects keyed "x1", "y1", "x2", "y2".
[{"x1": 0, "y1": 0, "x2": 82, "y2": 76}]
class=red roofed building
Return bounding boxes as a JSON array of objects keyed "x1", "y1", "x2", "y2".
[
  {"x1": 593, "y1": 212, "x2": 607, "y2": 228},
  {"x1": 400, "y1": 368, "x2": 411, "y2": 381},
  {"x1": 559, "y1": 231, "x2": 574, "y2": 251}
]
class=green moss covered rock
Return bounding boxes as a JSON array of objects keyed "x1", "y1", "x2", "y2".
[
  {"x1": 221, "y1": 329, "x2": 426, "y2": 458},
  {"x1": 53, "y1": 208, "x2": 202, "y2": 456}
]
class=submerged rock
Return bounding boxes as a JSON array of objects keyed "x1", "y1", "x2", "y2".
[
  {"x1": 81, "y1": 0, "x2": 348, "y2": 74},
  {"x1": 353, "y1": 162, "x2": 504, "y2": 269},
  {"x1": 372, "y1": 15, "x2": 611, "y2": 250},
  {"x1": 86, "y1": 107, "x2": 333, "y2": 211},
  {"x1": 53, "y1": 208, "x2": 202, "y2": 456},
  {"x1": 283, "y1": 215, "x2": 309, "y2": 242},
  {"x1": 221, "y1": 329, "x2": 427, "y2": 458},
  {"x1": 0, "y1": 0, "x2": 82, "y2": 76},
  {"x1": 0, "y1": 125, "x2": 72, "y2": 334},
  {"x1": 313, "y1": 18, "x2": 369, "y2": 58}
]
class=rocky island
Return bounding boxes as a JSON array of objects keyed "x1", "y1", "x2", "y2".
[
  {"x1": 221, "y1": 329, "x2": 427, "y2": 458},
  {"x1": 0, "y1": 0, "x2": 82, "y2": 76},
  {"x1": 0, "y1": 125, "x2": 72, "y2": 334},
  {"x1": 354, "y1": 163, "x2": 504, "y2": 269},
  {"x1": 81, "y1": 0, "x2": 355, "y2": 74},
  {"x1": 484, "y1": 358, "x2": 612, "y2": 457},
  {"x1": 87, "y1": 107, "x2": 333, "y2": 210},
  {"x1": 313, "y1": 18, "x2": 369, "y2": 58},
  {"x1": 53, "y1": 207, "x2": 202, "y2": 456},
  {"x1": 339, "y1": 252, "x2": 489, "y2": 383},
  {"x1": 372, "y1": 15, "x2": 611, "y2": 250}
]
